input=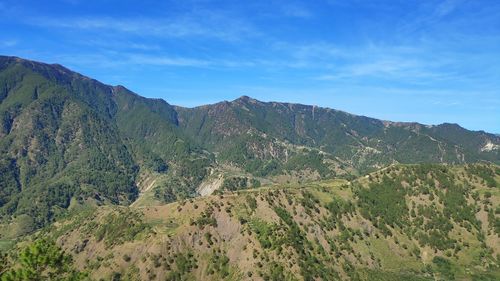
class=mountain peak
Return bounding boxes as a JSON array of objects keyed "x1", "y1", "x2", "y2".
[
  {"x1": 436, "y1": 123, "x2": 466, "y2": 131},
  {"x1": 0, "y1": 55, "x2": 93, "y2": 84},
  {"x1": 234, "y1": 95, "x2": 259, "y2": 103}
]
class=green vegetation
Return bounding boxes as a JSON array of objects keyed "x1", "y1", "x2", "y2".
[
  {"x1": 356, "y1": 175, "x2": 409, "y2": 234},
  {"x1": 165, "y1": 252, "x2": 198, "y2": 281},
  {"x1": 88, "y1": 210, "x2": 149, "y2": 248},
  {"x1": 191, "y1": 207, "x2": 217, "y2": 229},
  {"x1": 245, "y1": 194, "x2": 257, "y2": 212},
  {"x1": 221, "y1": 176, "x2": 260, "y2": 191},
  {"x1": 432, "y1": 256, "x2": 455, "y2": 280},
  {"x1": 0, "y1": 239, "x2": 87, "y2": 280},
  {"x1": 249, "y1": 218, "x2": 280, "y2": 250},
  {"x1": 206, "y1": 249, "x2": 231, "y2": 278},
  {"x1": 357, "y1": 269, "x2": 432, "y2": 281},
  {"x1": 0, "y1": 58, "x2": 139, "y2": 229},
  {"x1": 1, "y1": 56, "x2": 500, "y2": 280},
  {"x1": 1, "y1": 163, "x2": 498, "y2": 281},
  {"x1": 284, "y1": 150, "x2": 332, "y2": 177},
  {"x1": 274, "y1": 206, "x2": 339, "y2": 281},
  {"x1": 466, "y1": 164, "x2": 498, "y2": 187},
  {"x1": 1, "y1": 56, "x2": 500, "y2": 238}
]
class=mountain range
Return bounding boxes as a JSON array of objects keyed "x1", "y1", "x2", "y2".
[
  {"x1": 0, "y1": 56, "x2": 499, "y2": 280},
  {"x1": 0, "y1": 55, "x2": 499, "y2": 231}
]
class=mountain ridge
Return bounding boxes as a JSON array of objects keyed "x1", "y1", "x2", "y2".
[
  {"x1": 0, "y1": 55, "x2": 499, "y2": 233},
  {"x1": 182, "y1": 95, "x2": 494, "y2": 136},
  {"x1": 2, "y1": 55, "x2": 496, "y2": 135}
]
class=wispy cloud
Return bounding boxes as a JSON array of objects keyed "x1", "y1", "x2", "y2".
[
  {"x1": 281, "y1": 3, "x2": 313, "y2": 19},
  {"x1": 50, "y1": 53, "x2": 212, "y2": 68},
  {"x1": 434, "y1": 0, "x2": 463, "y2": 17},
  {"x1": 29, "y1": 12, "x2": 259, "y2": 42},
  {"x1": 314, "y1": 57, "x2": 453, "y2": 82},
  {"x1": 276, "y1": 42, "x2": 347, "y2": 60},
  {"x1": 78, "y1": 38, "x2": 162, "y2": 51},
  {"x1": 0, "y1": 39, "x2": 17, "y2": 47},
  {"x1": 49, "y1": 52, "x2": 294, "y2": 70},
  {"x1": 126, "y1": 54, "x2": 211, "y2": 67},
  {"x1": 396, "y1": 0, "x2": 467, "y2": 35}
]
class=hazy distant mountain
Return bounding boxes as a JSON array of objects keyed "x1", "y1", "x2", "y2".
[{"x1": 0, "y1": 56, "x2": 499, "y2": 229}]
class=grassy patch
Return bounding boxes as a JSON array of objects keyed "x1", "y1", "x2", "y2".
[
  {"x1": 357, "y1": 268, "x2": 432, "y2": 281},
  {"x1": 369, "y1": 238, "x2": 422, "y2": 272}
]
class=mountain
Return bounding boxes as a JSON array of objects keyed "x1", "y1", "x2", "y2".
[
  {"x1": 0, "y1": 55, "x2": 499, "y2": 233},
  {"x1": 0, "y1": 57, "x2": 138, "y2": 228},
  {"x1": 0, "y1": 56, "x2": 211, "y2": 231},
  {"x1": 177, "y1": 96, "x2": 499, "y2": 176},
  {"x1": 2, "y1": 163, "x2": 498, "y2": 280}
]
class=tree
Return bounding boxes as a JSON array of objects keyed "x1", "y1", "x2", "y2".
[{"x1": 0, "y1": 239, "x2": 87, "y2": 281}]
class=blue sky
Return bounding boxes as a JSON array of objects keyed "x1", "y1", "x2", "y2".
[{"x1": 1, "y1": 0, "x2": 499, "y2": 133}]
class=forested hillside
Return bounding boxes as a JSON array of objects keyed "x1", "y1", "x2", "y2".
[
  {"x1": 177, "y1": 96, "x2": 500, "y2": 176},
  {"x1": 1, "y1": 163, "x2": 498, "y2": 280},
  {"x1": 0, "y1": 57, "x2": 138, "y2": 229},
  {"x1": 1, "y1": 56, "x2": 499, "y2": 235}
]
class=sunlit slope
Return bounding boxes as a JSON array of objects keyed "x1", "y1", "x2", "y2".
[{"x1": 3, "y1": 163, "x2": 497, "y2": 280}]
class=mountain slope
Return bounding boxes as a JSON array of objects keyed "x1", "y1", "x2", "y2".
[
  {"x1": 0, "y1": 55, "x2": 499, "y2": 234},
  {"x1": 0, "y1": 56, "x2": 211, "y2": 232},
  {"x1": 176, "y1": 96, "x2": 500, "y2": 176},
  {"x1": 112, "y1": 86, "x2": 213, "y2": 202},
  {"x1": 0, "y1": 56, "x2": 138, "y2": 229},
  {"x1": 3, "y1": 163, "x2": 498, "y2": 280}
]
